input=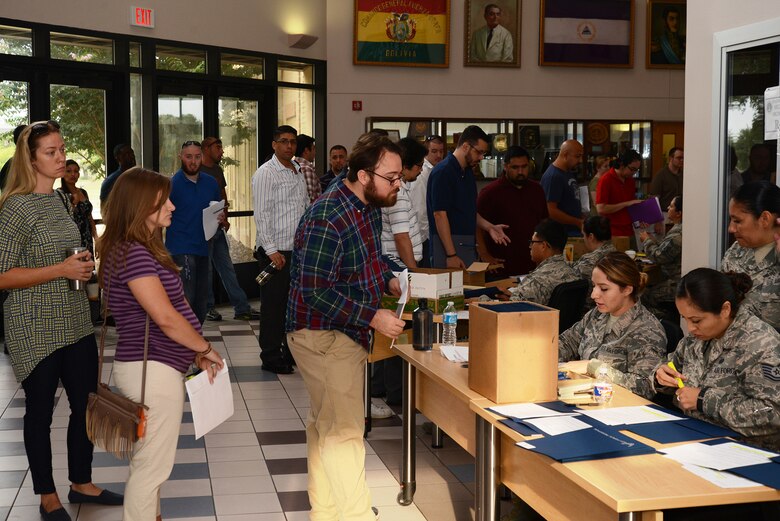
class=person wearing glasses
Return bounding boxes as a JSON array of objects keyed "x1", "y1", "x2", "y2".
[
  {"x1": 427, "y1": 125, "x2": 509, "y2": 268},
  {"x1": 251, "y1": 125, "x2": 309, "y2": 374},
  {"x1": 165, "y1": 140, "x2": 222, "y2": 324},
  {"x1": 510, "y1": 219, "x2": 579, "y2": 306},
  {"x1": 540, "y1": 139, "x2": 586, "y2": 234},
  {"x1": 0, "y1": 121, "x2": 123, "y2": 520},
  {"x1": 595, "y1": 149, "x2": 644, "y2": 238}
]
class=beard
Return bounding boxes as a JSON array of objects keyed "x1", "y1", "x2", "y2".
[
  {"x1": 365, "y1": 178, "x2": 398, "y2": 208},
  {"x1": 181, "y1": 161, "x2": 201, "y2": 176},
  {"x1": 507, "y1": 175, "x2": 527, "y2": 187}
]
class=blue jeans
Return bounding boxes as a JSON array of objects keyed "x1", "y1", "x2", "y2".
[
  {"x1": 172, "y1": 253, "x2": 210, "y2": 324},
  {"x1": 207, "y1": 229, "x2": 251, "y2": 315}
]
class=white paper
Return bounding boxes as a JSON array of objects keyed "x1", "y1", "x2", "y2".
[
  {"x1": 202, "y1": 200, "x2": 226, "y2": 241},
  {"x1": 523, "y1": 415, "x2": 592, "y2": 436},
  {"x1": 579, "y1": 405, "x2": 682, "y2": 426},
  {"x1": 440, "y1": 345, "x2": 469, "y2": 363},
  {"x1": 681, "y1": 464, "x2": 762, "y2": 489},
  {"x1": 490, "y1": 403, "x2": 578, "y2": 420},
  {"x1": 660, "y1": 442, "x2": 777, "y2": 471},
  {"x1": 579, "y1": 185, "x2": 590, "y2": 213},
  {"x1": 456, "y1": 310, "x2": 469, "y2": 320},
  {"x1": 397, "y1": 269, "x2": 409, "y2": 311},
  {"x1": 765, "y1": 86, "x2": 780, "y2": 140},
  {"x1": 185, "y1": 359, "x2": 234, "y2": 439}
]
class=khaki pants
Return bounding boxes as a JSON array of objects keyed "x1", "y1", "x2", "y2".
[
  {"x1": 113, "y1": 360, "x2": 185, "y2": 521},
  {"x1": 287, "y1": 329, "x2": 374, "y2": 521}
]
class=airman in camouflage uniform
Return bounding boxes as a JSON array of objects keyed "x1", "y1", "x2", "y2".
[
  {"x1": 654, "y1": 308, "x2": 780, "y2": 450},
  {"x1": 559, "y1": 302, "x2": 666, "y2": 399},
  {"x1": 721, "y1": 242, "x2": 780, "y2": 330},
  {"x1": 510, "y1": 254, "x2": 578, "y2": 306},
  {"x1": 572, "y1": 241, "x2": 616, "y2": 309},
  {"x1": 641, "y1": 222, "x2": 682, "y2": 309}
]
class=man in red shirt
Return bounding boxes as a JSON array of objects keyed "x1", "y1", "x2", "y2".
[
  {"x1": 477, "y1": 146, "x2": 548, "y2": 275},
  {"x1": 596, "y1": 150, "x2": 643, "y2": 237}
]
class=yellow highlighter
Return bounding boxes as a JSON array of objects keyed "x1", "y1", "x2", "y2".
[{"x1": 667, "y1": 361, "x2": 685, "y2": 388}]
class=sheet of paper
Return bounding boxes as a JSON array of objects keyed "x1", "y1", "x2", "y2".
[
  {"x1": 765, "y1": 86, "x2": 780, "y2": 140},
  {"x1": 661, "y1": 442, "x2": 778, "y2": 471},
  {"x1": 681, "y1": 464, "x2": 762, "y2": 489},
  {"x1": 395, "y1": 269, "x2": 409, "y2": 318},
  {"x1": 202, "y1": 200, "x2": 226, "y2": 241},
  {"x1": 457, "y1": 310, "x2": 469, "y2": 320},
  {"x1": 579, "y1": 405, "x2": 681, "y2": 426},
  {"x1": 523, "y1": 415, "x2": 592, "y2": 436},
  {"x1": 489, "y1": 403, "x2": 578, "y2": 420},
  {"x1": 185, "y1": 359, "x2": 234, "y2": 439},
  {"x1": 579, "y1": 185, "x2": 590, "y2": 213},
  {"x1": 439, "y1": 345, "x2": 468, "y2": 363}
]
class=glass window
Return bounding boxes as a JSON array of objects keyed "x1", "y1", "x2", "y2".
[
  {"x1": 278, "y1": 60, "x2": 314, "y2": 84},
  {"x1": 0, "y1": 25, "x2": 32, "y2": 56},
  {"x1": 278, "y1": 87, "x2": 313, "y2": 136},
  {"x1": 130, "y1": 74, "x2": 143, "y2": 165},
  {"x1": 50, "y1": 32, "x2": 114, "y2": 64},
  {"x1": 129, "y1": 42, "x2": 142, "y2": 67},
  {"x1": 158, "y1": 95, "x2": 204, "y2": 175},
  {"x1": 156, "y1": 45, "x2": 207, "y2": 73},
  {"x1": 221, "y1": 53, "x2": 264, "y2": 80},
  {"x1": 0, "y1": 80, "x2": 29, "y2": 167},
  {"x1": 50, "y1": 84, "x2": 107, "y2": 217},
  {"x1": 219, "y1": 97, "x2": 259, "y2": 260}
]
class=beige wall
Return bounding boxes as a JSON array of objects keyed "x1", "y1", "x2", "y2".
[
  {"x1": 0, "y1": 0, "x2": 327, "y2": 60},
  {"x1": 326, "y1": 0, "x2": 685, "y2": 148},
  {"x1": 682, "y1": 1, "x2": 780, "y2": 272}
]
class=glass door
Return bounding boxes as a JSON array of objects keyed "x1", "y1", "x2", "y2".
[
  {"x1": 0, "y1": 79, "x2": 29, "y2": 172},
  {"x1": 157, "y1": 94, "x2": 204, "y2": 175}
]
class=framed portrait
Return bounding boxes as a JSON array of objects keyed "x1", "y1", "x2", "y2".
[
  {"x1": 354, "y1": 0, "x2": 450, "y2": 67},
  {"x1": 646, "y1": 0, "x2": 686, "y2": 69},
  {"x1": 464, "y1": 0, "x2": 521, "y2": 67},
  {"x1": 539, "y1": 0, "x2": 634, "y2": 68}
]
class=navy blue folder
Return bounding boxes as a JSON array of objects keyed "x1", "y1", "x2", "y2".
[
  {"x1": 499, "y1": 418, "x2": 542, "y2": 437},
  {"x1": 517, "y1": 425, "x2": 656, "y2": 462},
  {"x1": 701, "y1": 439, "x2": 780, "y2": 490}
]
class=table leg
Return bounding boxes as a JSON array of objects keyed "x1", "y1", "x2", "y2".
[
  {"x1": 618, "y1": 514, "x2": 637, "y2": 521},
  {"x1": 397, "y1": 358, "x2": 416, "y2": 505},
  {"x1": 431, "y1": 423, "x2": 444, "y2": 448},
  {"x1": 475, "y1": 415, "x2": 499, "y2": 521}
]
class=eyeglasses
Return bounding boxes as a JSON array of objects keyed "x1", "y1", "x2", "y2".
[
  {"x1": 627, "y1": 165, "x2": 641, "y2": 172},
  {"x1": 528, "y1": 240, "x2": 546, "y2": 246},
  {"x1": 28, "y1": 120, "x2": 60, "y2": 144},
  {"x1": 366, "y1": 169, "x2": 403, "y2": 185},
  {"x1": 468, "y1": 143, "x2": 489, "y2": 157},
  {"x1": 181, "y1": 140, "x2": 202, "y2": 148},
  {"x1": 275, "y1": 138, "x2": 297, "y2": 146}
]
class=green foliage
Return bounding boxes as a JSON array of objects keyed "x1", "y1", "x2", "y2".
[{"x1": 50, "y1": 85, "x2": 106, "y2": 180}]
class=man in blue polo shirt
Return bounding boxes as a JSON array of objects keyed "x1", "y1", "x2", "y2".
[
  {"x1": 427, "y1": 125, "x2": 509, "y2": 268},
  {"x1": 166, "y1": 140, "x2": 222, "y2": 324}
]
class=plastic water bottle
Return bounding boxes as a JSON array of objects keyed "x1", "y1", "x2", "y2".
[
  {"x1": 442, "y1": 301, "x2": 457, "y2": 347},
  {"x1": 412, "y1": 298, "x2": 433, "y2": 351},
  {"x1": 593, "y1": 365, "x2": 614, "y2": 405}
]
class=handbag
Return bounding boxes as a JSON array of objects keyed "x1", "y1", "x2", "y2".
[{"x1": 86, "y1": 274, "x2": 150, "y2": 460}]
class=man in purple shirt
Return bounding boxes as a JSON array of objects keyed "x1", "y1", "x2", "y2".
[{"x1": 286, "y1": 133, "x2": 404, "y2": 521}]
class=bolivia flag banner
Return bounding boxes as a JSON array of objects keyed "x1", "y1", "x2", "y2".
[
  {"x1": 541, "y1": 0, "x2": 633, "y2": 67},
  {"x1": 354, "y1": 0, "x2": 449, "y2": 67}
]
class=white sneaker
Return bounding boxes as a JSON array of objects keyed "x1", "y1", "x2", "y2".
[{"x1": 370, "y1": 403, "x2": 393, "y2": 419}]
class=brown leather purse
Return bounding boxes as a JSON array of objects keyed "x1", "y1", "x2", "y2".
[{"x1": 86, "y1": 276, "x2": 149, "y2": 460}]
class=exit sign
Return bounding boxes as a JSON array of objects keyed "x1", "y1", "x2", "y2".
[{"x1": 130, "y1": 6, "x2": 155, "y2": 28}]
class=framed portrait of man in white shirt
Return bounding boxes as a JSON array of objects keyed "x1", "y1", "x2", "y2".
[{"x1": 464, "y1": 0, "x2": 521, "y2": 67}]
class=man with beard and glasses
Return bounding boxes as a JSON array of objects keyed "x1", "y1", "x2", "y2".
[
  {"x1": 427, "y1": 124, "x2": 510, "y2": 268},
  {"x1": 286, "y1": 132, "x2": 404, "y2": 521},
  {"x1": 477, "y1": 146, "x2": 548, "y2": 276},
  {"x1": 165, "y1": 140, "x2": 222, "y2": 324},
  {"x1": 252, "y1": 125, "x2": 309, "y2": 374}
]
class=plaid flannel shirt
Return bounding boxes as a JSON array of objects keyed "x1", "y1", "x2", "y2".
[
  {"x1": 286, "y1": 176, "x2": 395, "y2": 349},
  {"x1": 297, "y1": 157, "x2": 321, "y2": 204}
]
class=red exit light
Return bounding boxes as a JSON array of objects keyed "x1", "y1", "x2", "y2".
[{"x1": 130, "y1": 7, "x2": 155, "y2": 28}]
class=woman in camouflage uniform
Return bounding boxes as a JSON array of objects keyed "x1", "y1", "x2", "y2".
[
  {"x1": 639, "y1": 195, "x2": 683, "y2": 320},
  {"x1": 573, "y1": 215, "x2": 615, "y2": 309}
]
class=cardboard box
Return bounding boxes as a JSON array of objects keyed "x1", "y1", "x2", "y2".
[
  {"x1": 613, "y1": 236, "x2": 631, "y2": 252},
  {"x1": 468, "y1": 301, "x2": 559, "y2": 404},
  {"x1": 565, "y1": 237, "x2": 587, "y2": 261},
  {"x1": 405, "y1": 268, "x2": 463, "y2": 299},
  {"x1": 462, "y1": 261, "x2": 503, "y2": 286},
  {"x1": 381, "y1": 292, "x2": 464, "y2": 314}
]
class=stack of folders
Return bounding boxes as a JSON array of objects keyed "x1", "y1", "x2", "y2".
[{"x1": 660, "y1": 439, "x2": 780, "y2": 490}]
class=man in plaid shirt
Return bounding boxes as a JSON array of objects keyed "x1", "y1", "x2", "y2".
[
  {"x1": 295, "y1": 134, "x2": 321, "y2": 203},
  {"x1": 286, "y1": 133, "x2": 405, "y2": 520}
]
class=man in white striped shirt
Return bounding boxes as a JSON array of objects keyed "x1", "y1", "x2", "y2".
[
  {"x1": 251, "y1": 125, "x2": 309, "y2": 374},
  {"x1": 380, "y1": 137, "x2": 428, "y2": 269}
]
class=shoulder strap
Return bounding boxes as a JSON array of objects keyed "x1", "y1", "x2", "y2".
[
  {"x1": 98, "y1": 266, "x2": 149, "y2": 407},
  {"x1": 55, "y1": 188, "x2": 72, "y2": 215}
]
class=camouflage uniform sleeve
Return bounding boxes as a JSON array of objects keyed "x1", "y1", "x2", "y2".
[
  {"x1": 558, "y1": 310, "x2": 589, "y2": 362},
  {"x1": 701, "y1": 337, "x2": 780, "y2": 436},
  {"x1": 651, "y1": 337, "x2": 691, "y2": 394},
  {"x1": 613, "y1": 319, "x2": 667, "y2": 399},
  {"x1": 642, "y1": 232, "x2": 681, "y2": 265},
  {"x1": 513, "y1": 272, "x2": 546, "y2": 305}
]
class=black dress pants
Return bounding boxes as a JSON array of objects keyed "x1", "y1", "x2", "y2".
[
  {"x1": 259, "y1": 251, "x2": 293, "y2": 366},
  {"x1": 21, "y1": 334, "x2": 98, "y2": 494}
]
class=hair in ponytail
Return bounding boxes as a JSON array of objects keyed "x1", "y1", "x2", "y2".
[
  {"x1": 676, "y1": 268, "x2": 752, "y2": 317},
  {"x1": 595, "y1": 252, "x2": 645, "y2": 301}
]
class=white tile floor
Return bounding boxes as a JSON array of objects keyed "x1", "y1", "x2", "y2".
[{"x1": 0, "y1": 302, "x2": 490, "y2": 520}]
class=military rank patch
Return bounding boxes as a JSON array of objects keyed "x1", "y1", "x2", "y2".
[{"x1": 761, "y1": 363, "x2": 780, "y2": 382}]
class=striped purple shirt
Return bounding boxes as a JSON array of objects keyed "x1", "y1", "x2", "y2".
[{"x1": 107, "y1": 243, "x2": 199, "y2": 373}]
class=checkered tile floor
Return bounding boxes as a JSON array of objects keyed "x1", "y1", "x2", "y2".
[{"x1": 0, "y1": 302, "x2": 483, "y2": 520}]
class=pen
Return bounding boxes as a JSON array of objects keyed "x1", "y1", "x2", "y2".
[
  {"x1": 754, "y1": 406, "x2": 771, "y2": 413},
  {"x1": 667, "y1": 361, "x2": 684, "y2": 388}
]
